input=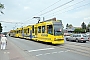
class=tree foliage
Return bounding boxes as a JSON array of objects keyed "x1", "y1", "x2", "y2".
[
  {"x1": 69, "y1": 24, "x2": 73, "y2": 27},
  {"x1": 66, "y1": 23, "x2": 73, "y2": 29},
  {"x1": 86, "y1": 22, "x2": 90, "y2": 32},
  {"x1": 74, "y1": 28, "x2": 85, "y2": 33},
  {"x1": 81, "y1": 22, "x2": 86, "y2": 29},
  {"x1": 0, "y1": 23, "x2": 2, "y2": 33},
  {"x1": 87, "y1": 22, "x2": 90, "y2": 27},
  {"x1": 66, "y1": 23, "x2": 69, "y2": 28},
  {"x1": 0, "y1": 3, "x2": 4, "y2": 14}
]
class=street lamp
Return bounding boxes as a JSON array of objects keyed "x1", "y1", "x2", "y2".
[{"x1": 33, "y1": 17, "x2": 40, "y2": 23}]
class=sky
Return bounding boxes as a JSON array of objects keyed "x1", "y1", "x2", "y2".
[{"x1": 0, "y1": 0, "x2": 90, "y2": 32}]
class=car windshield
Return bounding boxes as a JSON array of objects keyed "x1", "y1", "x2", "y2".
[
  {"x1": 82, "y1": 34, "x2": 88, "y2": 37},
  {"x1": 77, "y1": 35, "x2": 81, "y2": 37}
]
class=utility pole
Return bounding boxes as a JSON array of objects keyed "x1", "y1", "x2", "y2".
[{"x1": 43, "y1": 17, "x2": 45, "y2": 21}]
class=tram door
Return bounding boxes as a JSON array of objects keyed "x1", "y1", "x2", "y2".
[
  {"x1": 30, "y1": 30, "x2": 32, "y2": 39},
  {"x1": 35, "y1": 27, "x2": 37, "y2": 35}
]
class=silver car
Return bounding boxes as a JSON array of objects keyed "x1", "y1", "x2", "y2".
[{"x1": 66, "y1": 34, "x2": 89, "y2": 43}]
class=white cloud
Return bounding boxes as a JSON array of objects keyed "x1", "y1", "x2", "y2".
[
  {"x1": 24, "y1": 6, "x2": 30, "y2": 10},
  {"x1": 84, "y1": 17, "x2": 90, "y2": 20}
]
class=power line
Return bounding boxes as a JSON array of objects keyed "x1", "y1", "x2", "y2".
[
  {"x1": 22, "y1": 0, "x2": 87, "y2": 24},
  {"x1": 27, "y1": 0, "x2": 73, "y2": 22},
  {"x1": 44, "y1": 0, "x2": 85, "y2": 16},
  {"x1": 44, "y1": 0, "x2": 86, "y2": 17},
  {"x1": 46, "y1": 3, "x2": 90, "y2": 18},
  {"x1": 38, "y1": 0, "x2": 61, "y2": 13},
  {"x1": 23, "y1": 0, "x2": 62, "y2": 23},
  {"x1": 23, "y1": 0, "x2": 74, "y2": 23},
  {"x1": 39, "y1": 0, "x2": 74, "y2": 16},
  {"x1": 0, "y1": 21, "x2": 23, "y2": 24}
]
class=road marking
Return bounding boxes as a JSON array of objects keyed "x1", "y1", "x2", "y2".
[
  {"x1": 58, "y1": 51, "x2": 64, "y2": 53},
  {"x1": 35, "y1": 50, "x2": 70, "y2": 57},
  {"x1": 4, "y1": 52, "x2": 10, "y2": 54},
  {"x1": 52, "y1": 52, "x2": 57, "y2": 54},
  {"x1": 4, "y1": 52, "x2": 6, "y2": 54},
  {"x1": 36, "y1": 54, "x2": 43, "y2": 56},
  {"x1": 28, "y1": 48, "x2": 55, "y2": 52},
  {"x1": 7, "y1": 52, "x2": 10, "y2": 53},
  {"x1": 65, "y1": 50, "x2": 70, "y2": 52},
  {"x1": 44, "y1": 53, "x2": 51, "y2": 55}
]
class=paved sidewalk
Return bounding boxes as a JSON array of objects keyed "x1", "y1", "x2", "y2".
[
  {"x1": 0, "y1": 38, "x2": 40, "y2": 60},
  {"x1": 0, "y1": 40, "x2": 26, "y2": 60}
]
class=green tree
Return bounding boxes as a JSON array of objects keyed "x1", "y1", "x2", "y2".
[
  {"x1": 0, "y1": 23, "x2": 2, "y2": 33},
  {"x1": 66, "y1": 23, "x2": 69, "y2": 29},
  {"x1": 66, "y1": 23, "x2": 69, "y2": 27},
  {"x1": 81, "y1": 22, "x2": 86, "y2": 29},
  {"x1": 68, "y1": 24, "x2": 73, "y2": 28},
  {"x1": 0, "y1": 3, "x2": 4, "y2": 14},
  {"x1": 87, "y1": 22, "x2": 90, "y2": 28},
  {"x1": 86, "y1": 22, "x2": 90, "y2": 32},
  {"x1": 74, "y1": 28, "x2": 85, "y2": 33},
  {"x1": 74, "y1": 28, "x2": 81, "y2": 33}
]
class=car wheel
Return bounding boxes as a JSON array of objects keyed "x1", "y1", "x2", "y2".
[
  {"x1": 66, "y1": 38, "x2": 69, "y2": 41},
  {"x1": 83, "y1": 41, "x2": 86, "y2": 43},
  {"x1": 76, "y1": 38, "x2": 79, "y2": 42}
]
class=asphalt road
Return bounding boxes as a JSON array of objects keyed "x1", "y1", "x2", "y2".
[{"x1": 7, "y1": 36, "x2": 90, "y2": 60}]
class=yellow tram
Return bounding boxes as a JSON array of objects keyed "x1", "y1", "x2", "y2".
[{"x1": 10, "y1": 18, "x2": 64, "y2": 44}]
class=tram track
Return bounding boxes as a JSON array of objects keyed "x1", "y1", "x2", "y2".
[
  {"x1": 64, "y1": 42, "x2": 90, "y2": 51},
  {"x1": 57, "y1": 42, "x2": 90, "y2": 57},
  {"x1": 65, "y1": 42, "x2": 90, "y2": 48}
]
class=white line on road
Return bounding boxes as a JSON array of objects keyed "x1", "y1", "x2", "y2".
[
  {"x1": 4, "y1": 52, "x2": 10, "y2": 54},
  {"x1": 36, "y1": 54, "x2": 43, "y2": 56},
  {"x1": 28, "y1": 47, "x2": 55, "y2": 52},
  {"x1": 58, "y1": 51, "x2": 64, "y2": 53},
  {"x1": 52, "y1": 52, "x2": 57, "y2": 54},
  {"x1": 65, "y1": 50, "x2": 70, "y2": 52},
  {"x1": 35, "y1": 50, "x2": 70, "y2": 57},
  {"x1": 44, "y1": 53, "x2": 51, "y2": 55}
]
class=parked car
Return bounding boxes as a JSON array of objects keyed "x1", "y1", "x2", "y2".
[
  {"x1": 66, "y1": 34, "x2": 89, "y2": 43},
  {"x1": 86, "y1": 32, "x2": 90, "y2": 36}
]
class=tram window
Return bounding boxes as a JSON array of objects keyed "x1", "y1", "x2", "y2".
[
  {"x1": 25, "y1": 29, "x2": 26, "y2": 33},
  {"x1": 42, "y1": 26, "x2": 45, "y2": 33},
  {"x1": 24, "y1": 29, "x2": 26, "y2": 33},
  {"x1": 16, "y1": 31, "x2": 17, "y2": 33},
  {"x1": 21, "y1": 30, "x2": 22, "y2": 33},
  {"x1": 28, "y1": 28, "x2": 29, "y2": 33},
  {"x1": 47, "y1": 25, "x2": 53, "y2": 35},
  {"x1": 18, "y1": 30, "x2": 19, "y2": 33},
  {"x1": 19, "y1": 30, "x2": 20, "y2": 33},
  {"x1": 17, "y1": 31, "x2": 18, "y2": 33},
  {"x1": 38, "y1": 26, "x2": 41, "y2": 33},
  {"x1": 20, "y1": 30, "x2": 21, "y2": 33},
  {"x1": 32, "y1": 25, "x2": 34, "y2": 33},
  {"x1": 22, "y1": 30, "x2": 24, "y2": 33}
]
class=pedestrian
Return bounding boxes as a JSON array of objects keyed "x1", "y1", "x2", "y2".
[{"x1": 0, "y1": 35, "x2": 7, "y2": 50}]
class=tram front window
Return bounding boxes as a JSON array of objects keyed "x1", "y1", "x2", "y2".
[
  {"x1": 47, "y1": 25, "x2": 53, "y2": 35},
  {"x1": 54, "y1": 24, "x2": 63, "y2": 36}
]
